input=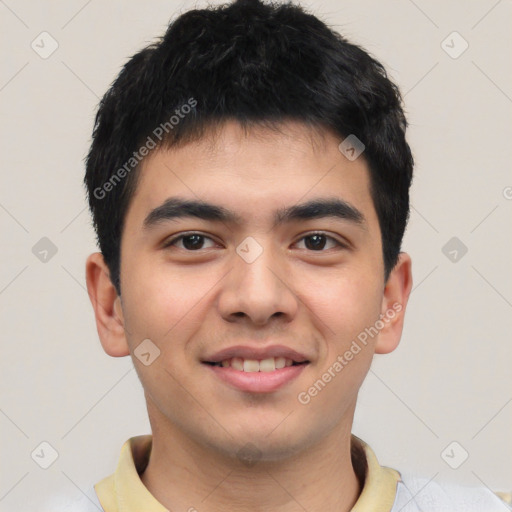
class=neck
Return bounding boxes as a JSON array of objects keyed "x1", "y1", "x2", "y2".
[{"x1": 140, "y1": 406, "x2": 363, "y2": 512}]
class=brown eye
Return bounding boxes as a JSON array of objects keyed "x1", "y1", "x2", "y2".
[
  {"x1": 165, "y1": 233, "x2": 216, "y2": 250},
  {"x1": 296, "y1": 233, "x2": 342, "y2": 251}
]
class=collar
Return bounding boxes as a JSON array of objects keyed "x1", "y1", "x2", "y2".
[{"x1": 95, "y1": 434, "x2": 401, "y2": 512}]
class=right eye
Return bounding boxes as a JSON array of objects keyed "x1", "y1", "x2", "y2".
[{"x1": 163, "y1": 233, "x2": 218, "y2": 251}]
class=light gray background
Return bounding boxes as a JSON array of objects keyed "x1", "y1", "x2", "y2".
[{"x1": 1, "y1": 0, "x2": 511, "y2": 510}]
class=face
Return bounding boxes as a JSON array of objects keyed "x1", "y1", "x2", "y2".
[{"x1": 88, "y1": 120, "x2": 411, "y2": 462}]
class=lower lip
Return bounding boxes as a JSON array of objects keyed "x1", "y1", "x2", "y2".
[{"x1": 204, "y1": 363, "x2": 308, "y2": 393}]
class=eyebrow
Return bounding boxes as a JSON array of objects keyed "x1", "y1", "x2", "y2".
[{"x1": 143, "y1": 197, "x2": 365, "y2": 230}]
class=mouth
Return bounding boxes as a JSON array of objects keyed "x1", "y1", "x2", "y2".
[{"x1": 201, "y1": 345, "x2": 311, "y2": 392}]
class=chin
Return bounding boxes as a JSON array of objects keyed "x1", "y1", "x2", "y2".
[{"x1": 207, "y1": 426, "x2": 315, "y2": 464}]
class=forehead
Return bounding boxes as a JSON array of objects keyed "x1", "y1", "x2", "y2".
[{"x1": 125, "y1": 120, "x2": 377, "y2": 229}]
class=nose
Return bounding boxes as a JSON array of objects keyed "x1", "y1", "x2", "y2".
[{"x1": 217, "y1": 241, "x2": 299, "y2": 326}]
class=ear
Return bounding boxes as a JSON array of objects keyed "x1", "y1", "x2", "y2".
[
  {"x1": 85, "y1": 252, "x2": 130, "y2": 357},
  {"x1": 374, "y1": 252, "x2": 413, "y2": 355}
]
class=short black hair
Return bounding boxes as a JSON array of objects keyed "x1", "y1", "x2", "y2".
[{"x1": 85, "y1": 0, "x2": 413, "y2": 295}]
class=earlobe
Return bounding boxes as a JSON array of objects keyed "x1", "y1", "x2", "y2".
[
  {"x1": 375, "y1": 252, "x2": 413, "y2": 355},
  {"x1": 85, "y1": 253, "x2": 130, "y2": 357}
]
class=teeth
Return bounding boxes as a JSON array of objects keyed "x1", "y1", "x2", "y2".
[
  {"x1": 243, "y1": 359, "x2": 260, "y2": 373},
  {"x1": 231, "y1": 357, "x2": 244, "y2": 371},
  {"x1": 214, "y1": 357, "x2": 298, "y2": 371},
  {"x1": 259, "y1": 358, "x2": 275, "y2": 372},
  {"x1": 275, "y1": 357, "x2": 286, "y2": 369}
]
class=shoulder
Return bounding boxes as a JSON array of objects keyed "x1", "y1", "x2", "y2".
[{"x1": 391, "y1": 472, "x2": 512, "y2": 512}]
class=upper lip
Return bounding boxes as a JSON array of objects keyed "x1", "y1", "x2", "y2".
[{"x1": 203, "y1": 345, "x2": 310, "y2": 364}]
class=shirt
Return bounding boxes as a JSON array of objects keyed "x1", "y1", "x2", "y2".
[{"x1": 93, "y1": 434, "x2": 511, "y2": 512}]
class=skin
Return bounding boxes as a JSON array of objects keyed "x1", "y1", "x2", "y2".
[{"x1": 86, "y1": 120, "x2": 412, "y2": 512}]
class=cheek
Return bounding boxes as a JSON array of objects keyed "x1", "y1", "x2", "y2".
[
  {"x1": 297, "y1": 267, "x2": 383, "y2": 343},
  {"x1": 120, "y1": 255, "x2": 217, "y2": 350}
]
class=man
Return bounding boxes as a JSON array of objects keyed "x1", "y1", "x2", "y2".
[{"x1": 84, "y1": 0, "x2": 510, "y2": 510}]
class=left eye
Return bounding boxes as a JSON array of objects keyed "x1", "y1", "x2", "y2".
[
  {"x1": 295, "y1": 234, "x2": 342, "y2": 251},
  {"x1": 166, "y1": 234, "x2": 217, "y2": 250}
]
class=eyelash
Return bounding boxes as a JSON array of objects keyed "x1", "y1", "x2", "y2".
[{"x1": 163, "y1": 232, "x2": 346, "y2": 251}]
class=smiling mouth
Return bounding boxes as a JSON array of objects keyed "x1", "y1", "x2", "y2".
[{"x1": 203, "y1": 357, "x2": 309, "y2": 372}]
